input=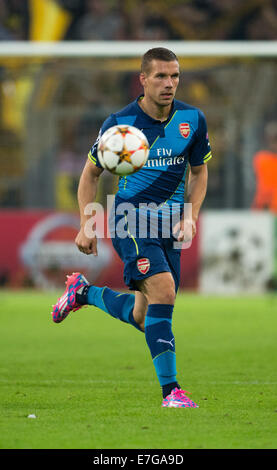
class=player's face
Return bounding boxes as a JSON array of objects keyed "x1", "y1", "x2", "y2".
[{"x1": 140, "y1": 60, "x2": 180, "y2": 107}]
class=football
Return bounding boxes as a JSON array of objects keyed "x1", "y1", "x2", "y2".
[{"x1": 97, "y1": 124, "x2": 149, "y2": 176}]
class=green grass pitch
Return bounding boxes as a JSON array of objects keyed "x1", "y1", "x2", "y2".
[{"x1": 0, "y1": 289, "x2": 277, "y2": 449}]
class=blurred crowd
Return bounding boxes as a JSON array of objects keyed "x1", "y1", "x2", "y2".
[
  {"x1": 0, "y1": 0, "x2": 277, "y2": 215},
  {"x1": 0, "y1": 0, "x2": 277, "y2": 41}
]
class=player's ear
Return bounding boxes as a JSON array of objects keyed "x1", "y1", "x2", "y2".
[{"x1": 139, "y1": 72, "x2": 146, "y2": 87}]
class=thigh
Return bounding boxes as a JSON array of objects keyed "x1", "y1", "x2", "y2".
[{"x1": 136, "y1": 272, "x2": 176, "y2": 305}]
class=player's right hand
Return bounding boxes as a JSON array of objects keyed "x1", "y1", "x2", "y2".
[{"x1": 75, "y1": 228, "x2": 98, "y2": 256}]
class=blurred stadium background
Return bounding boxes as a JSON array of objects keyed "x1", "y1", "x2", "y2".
[{"x1": 0, "y1": 0, "x2": 277, "y2": 294}]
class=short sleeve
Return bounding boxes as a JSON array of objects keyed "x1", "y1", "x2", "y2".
[
  {"x1": 88, "y1": 114, "x2": 117, "y2": 168},
  {"x1": 189, "y1": 110, "x2": 212, "y2": 166}
]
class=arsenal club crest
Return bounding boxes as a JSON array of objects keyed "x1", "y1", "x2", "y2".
[
  {"x1": 179, "y1": 123, "x2": 190, "y2": 138},
  {"x1": 137, "y1": 258, "x2": 150, "y2": 275}
]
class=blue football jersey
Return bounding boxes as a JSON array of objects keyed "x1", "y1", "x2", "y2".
[{"x1": 88, "y1": 95, "x2": 212, "y2": 210}]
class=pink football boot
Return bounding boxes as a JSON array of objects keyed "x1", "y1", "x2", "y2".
[
  {"x1": 162, "y1": 388, "x2": 199, "y2": 408},
  {"x1": 51, "y1": 272, "x2": 89, "y2": 323}
]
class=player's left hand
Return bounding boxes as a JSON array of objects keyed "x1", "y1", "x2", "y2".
[{"x1": 173, "y1": 218, "x2": 196, "y2": 242}]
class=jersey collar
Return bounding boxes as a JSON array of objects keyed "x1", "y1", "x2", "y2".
[{"x1": 135, "y1": 94, "x2": 176, "y2": 127}]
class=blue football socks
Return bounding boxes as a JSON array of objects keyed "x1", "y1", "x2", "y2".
[
  {"x1": 144, "y1": 304, "x2": 178, "y2": 390},
  {"x1": 77, "y1": 288, "x2": 180, "y2": 397},
  {"x1": 77, "y1": 285, "x2": 142, "y2": 332}
]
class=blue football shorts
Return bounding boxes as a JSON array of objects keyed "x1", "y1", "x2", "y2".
[{"x1": 110, "y1": 212, "x2": 181, "y2": 292}]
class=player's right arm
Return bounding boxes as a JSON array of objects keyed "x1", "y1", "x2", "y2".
[
  {"x1": 75, "y1": 114, "x2": 116, "y2": 255},
  {"x1": 75, "y1": 159, "x2": 103, "y2": 256}
]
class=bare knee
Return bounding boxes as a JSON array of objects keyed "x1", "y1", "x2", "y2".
[
  {"x1": 146, "y1": 286, "x2": 176, "y2": 305},
  {"x1": 134, "y1": 273, "x2": 176, "y2": 331},
  {"x1": 137, "y1": 272, "x2": 176, "y2": 306},
  {"x1": 153, "y1": 291, "x2": 176, "y2": 305}
]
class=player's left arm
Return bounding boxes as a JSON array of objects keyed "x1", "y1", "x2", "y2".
[
  {"x1": 174, "y1": 109, "x2": 211, "y2": 242},
  {"x1": 186, "y1": 163, "x2": 208, "y2": 236},
  {"x1": 174, "y1": 163, "x2": 208, "y2": 242}
]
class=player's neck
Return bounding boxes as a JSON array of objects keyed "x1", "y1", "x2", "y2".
[{"x1": 139, "y1": 96, "x2": 171, "y2": 122}]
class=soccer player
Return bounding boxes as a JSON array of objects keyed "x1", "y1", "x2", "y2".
[{"x1": 51, "y1": 48, "x2": 212, "y2": 408}]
